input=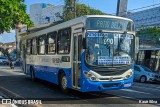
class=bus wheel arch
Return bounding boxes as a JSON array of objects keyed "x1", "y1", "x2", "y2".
[
  {"x1": 30, "y1": 66, "x2": 35, "y2": 81},
  {"x1": 58, "y1": 70, "x2": 69, "y2": 92}
]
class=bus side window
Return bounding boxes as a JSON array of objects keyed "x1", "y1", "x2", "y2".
[
  {"x1": 38, "y1": 35, "x2": 46, "y2": 55},
  {"x1": 37, "y1": 38, "x2": 39, "y2": 54},
  {"x1": 26, "y1": 39, "x2": 31, "y2": 55},
  {"x1": 47, "y1": 32, "x2": 57, "y2": 54},
  {"x1": 32, "y1": 38, "x2": 37, "y2": 55},
  {"x1": 57, "y1": 28, "x2": 71, "y2": 54}
]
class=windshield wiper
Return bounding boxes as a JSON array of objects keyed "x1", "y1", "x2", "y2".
[{"x1": 99, "y1": 30, "x2": 112, "y2": 57}]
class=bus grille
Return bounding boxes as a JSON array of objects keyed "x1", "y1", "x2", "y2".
[
  {"x1": 94, "y1": 70, "x2": 125, "y2": 76},
  {"x1": 91, "y1": 66, "x2": 131, "y2": 76},
  {"x1": 99, "y1": 77, "x2": 122, "y2": 81}
]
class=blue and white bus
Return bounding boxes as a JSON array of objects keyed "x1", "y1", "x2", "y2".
[{"x1": 20, "y1": 15, "x2": 138, "y2": 92}]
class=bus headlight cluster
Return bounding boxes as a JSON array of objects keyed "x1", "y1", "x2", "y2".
[
  {"x1": 83, "y1": 71, "x2": 98, "y2": 81},
  {"x1": 124, "y1": 70, "x2": 133, "y2": 80}
]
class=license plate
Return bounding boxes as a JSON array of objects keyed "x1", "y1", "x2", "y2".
[{"x1": 124, "y1": 83, "x2": 131, "y2": 87}]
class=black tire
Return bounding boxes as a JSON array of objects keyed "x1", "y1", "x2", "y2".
[
  {"x1": 60, "y1": 73, "x2": 69, "y2": 93},
  {"x1": 30, "y1": 67, "x2": 35, "y2": 81},
  {"x1": 140, "y1": 76, "x2": 146, "y2": 83}
]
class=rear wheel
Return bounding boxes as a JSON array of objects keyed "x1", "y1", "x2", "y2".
[
  {"x1": 30, "y1": 67, "x2": 35, "y2": 81},
  {"x1": 140, "y1": 76, "x2": 146, "y2": 83},
  {"x1": 60, "y1": 73, "x2": 68, "y2": 92}
]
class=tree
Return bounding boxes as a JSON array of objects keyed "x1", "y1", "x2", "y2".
[
  {"x1": 0, "y1": 0, "x2": 34, "y2": 34},
  {"x1": 136, "y1": 27, "x2": 160, "y2": 47},
  {"x1": 0, "y1": 47, "x2": 10, "y2": 58},
  {"x1": 63, "y1": 0, "x2": 105, "y2": 21}
]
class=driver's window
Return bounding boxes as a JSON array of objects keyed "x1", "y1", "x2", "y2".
[{"x1": 134, "y1": 66, "x2": 140, "y2": 72}]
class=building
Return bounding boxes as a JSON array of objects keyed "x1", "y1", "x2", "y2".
[
  {"x1": 0, "y1": 42, "x2": 16, "y2": 49},
  {"x1": 127, "y1": 6, "x2": 160, "y2": 30},
  {"x1": 30, "y1": 3, "x2": 64, "y2": 26},
  {"x1": 0, "y1": 42, "x2": 16, "y2": 54},
  {"x1": 136, "y1": 38, "x2": 160, "y2": 73}
]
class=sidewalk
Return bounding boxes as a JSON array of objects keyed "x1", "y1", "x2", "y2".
[{"x1": 0, "y1": 66, "x2": 22, "y2": 72}]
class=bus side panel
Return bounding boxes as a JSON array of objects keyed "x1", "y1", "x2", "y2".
[
  {"x1": 26, "y1": 64, "x2": 72, "y2": 89},
  {"x1": 33, "y1": 65, "x2": 59, "y2": 84},
  {"x1": 26, "y1": 64, "x2": 31, "y2": 76}
]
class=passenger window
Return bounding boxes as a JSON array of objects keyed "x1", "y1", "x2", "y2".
[
  {"x1": 57, "y1": 28, "x2": 71, "y2": 54},
  {"x1": 38, "y1": 35, "x2": 46, "y2": 55},
  {"x1": 47, "y1": 32, "x2": 57, "y2": 54},
  {"x1": 32, "y1": 38, "x2": 37, "y2": 55},
  {"x1": 26, "y1": 39, "x2": 31, "y2": 55}
]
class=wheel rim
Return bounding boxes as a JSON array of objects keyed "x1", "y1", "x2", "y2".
[
  {"x1": 141, "y1": 77, "x2": 145, "y2": 82},
  {"x1": 62, "y1": 76, "x2": 67, "y2": 89}
]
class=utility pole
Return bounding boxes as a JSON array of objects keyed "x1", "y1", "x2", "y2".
[{"x1": 116, "y1": 0, "x2": 128, "y2": 17}]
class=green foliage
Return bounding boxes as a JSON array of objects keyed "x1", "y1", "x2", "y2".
[
  {"x1": 136, "y1": 27, "x2": 160, "y2": 46},
  {"x1": 0, "y1": 0, "x2": 34, "y2": 34},
  {"x1": 0, "y1": 47, "x2": 10, "y2": 58},
  {"x1": 63, "y1": 1, "x2": 105, "y2": 21}
]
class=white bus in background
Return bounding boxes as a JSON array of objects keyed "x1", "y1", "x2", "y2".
[{"x1": 20, "y1": 15, "x2": 138, "y2": 92}]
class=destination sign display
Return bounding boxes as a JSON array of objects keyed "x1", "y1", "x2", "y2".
[
  {"x1": 86, "y1": 18, "x2": 134, "y2": 31},
  {"x1": 98, "y1": 56, "x2": 131, "y2": 65}
]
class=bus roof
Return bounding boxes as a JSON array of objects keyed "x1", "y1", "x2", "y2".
[{"x1": 19, "y1": 15, "x2": 133, "y2": 40}]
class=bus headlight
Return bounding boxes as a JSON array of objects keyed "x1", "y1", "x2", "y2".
[
  {"x1": 124, "y1": 70, "x2": 133, "y2": 80},
  {"x1": 83, "y1": 71, "x2": 98, "y2": 81}
]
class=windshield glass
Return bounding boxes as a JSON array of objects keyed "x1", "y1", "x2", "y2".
[
  {"x1": 141, "y1": 66, "x2": 153, "y2": 72},
  {"x1": 86, "y1": 32, "x2": 134, "y2": 66}
]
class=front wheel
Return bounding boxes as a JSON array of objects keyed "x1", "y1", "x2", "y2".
[
  {"x1": 60, "y1": 73, "x2": 69, "y2": 92},
  {"x1": 140, "y1": 76, "x2": 146, "y2": 83}
]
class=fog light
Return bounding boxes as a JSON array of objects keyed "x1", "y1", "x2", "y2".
[
  {"x1": 126, "y1": 74, "x2": 131, "y2": 79},
  {"x1": 90, "y1": 76, "x2": 96, "y2": 81},
  {"x1": 124, "y1": 83, "x2": 131, "y2": 87}
]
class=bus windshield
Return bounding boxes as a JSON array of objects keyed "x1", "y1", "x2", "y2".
[{"x1": 85, "y1": 32, "x2": 134, "y2": 66}]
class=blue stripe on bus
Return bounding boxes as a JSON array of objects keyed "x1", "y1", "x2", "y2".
[
  {"x1": 26, "y1": 64, "x2": 72, "y2": 89},
  {"x1": 24, "y1": 51, "x2": 133, "y2": 92}
]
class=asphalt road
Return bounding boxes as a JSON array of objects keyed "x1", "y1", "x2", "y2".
[{"x1": 0, "y1": 66, "x2": 159, "y2": 107}]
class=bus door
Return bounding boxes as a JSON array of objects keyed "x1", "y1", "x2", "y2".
[
  {"x1": 22, "y1": 45, "x2": 26, "y2": 74},
  {"x1": 73, "y1": 33, "x2": 82, "y2": 89}
]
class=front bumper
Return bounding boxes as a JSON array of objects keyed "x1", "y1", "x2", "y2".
[
  {"x1": 155, "y1": 77, "x2": 160, "y2": 82},
  {"x1": 147, "y1": 76, "x2": 156, "y2": 82},
  {"x1": 81, "y1": 76, "x2": 133, "y2": 92}
]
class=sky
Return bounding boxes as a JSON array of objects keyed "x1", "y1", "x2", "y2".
[{"x1": 1, "y1": 0, "x2": 160, "y2": 43}]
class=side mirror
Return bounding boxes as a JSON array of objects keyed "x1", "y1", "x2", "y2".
[
  {"x1": 135, "y1": 37, "x2": 139, "y2": 54},
  {"x1": 83, "y1": 38, "x2": 87, "y2": 49}
]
